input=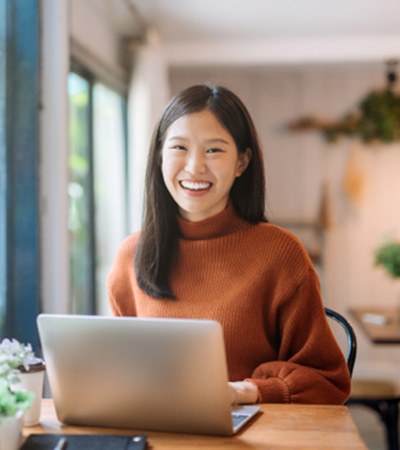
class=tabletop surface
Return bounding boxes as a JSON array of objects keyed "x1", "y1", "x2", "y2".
[
  {"x1": 350, "y1": 306, "x2": 400, "y2": 343},
  {"x1": 24, "y1": 399, "x2": 367, "y2": 449}
]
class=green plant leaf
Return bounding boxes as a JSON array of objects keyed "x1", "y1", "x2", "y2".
[{"x1": 374, "y1": 241, "x2": 400, "y2": 278}]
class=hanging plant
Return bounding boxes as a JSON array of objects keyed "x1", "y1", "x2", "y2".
[{"x1": 288, "y1": 61, "x2": 400, "y2": 145}]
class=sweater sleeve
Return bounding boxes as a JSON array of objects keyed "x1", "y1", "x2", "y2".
[
  {"x1": 107, "y1": 233, "x2": 139, "y2": 316},
  {"x1": 250, "y1": 268, "x2": 351, "y2": 404}
]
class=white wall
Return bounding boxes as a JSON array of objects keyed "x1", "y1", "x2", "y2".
[{"x1": 69, "y1": 0, "x2": 132, "y2": 93}]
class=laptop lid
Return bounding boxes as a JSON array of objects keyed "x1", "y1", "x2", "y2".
[{"x1": 37, "y1": 314, "x2": 258, "y2": 436}]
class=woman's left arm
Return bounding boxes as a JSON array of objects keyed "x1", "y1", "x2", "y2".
[{"x1": 249, "y1": 269, "x2": 351, "y2": 404}]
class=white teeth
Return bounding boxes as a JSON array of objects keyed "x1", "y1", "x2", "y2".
[{"x1": 180, "y1": 181, "x2": 211, "y2": 190}]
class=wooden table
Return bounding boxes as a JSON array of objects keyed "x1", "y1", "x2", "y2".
[
  {"x1": 350, "y1": 307, "x2": 400, "y2": 343},
  {"x1": 23, "y1": 399, "x2": 367, "y2": 449}
]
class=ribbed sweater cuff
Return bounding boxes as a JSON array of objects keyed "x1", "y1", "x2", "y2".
[{"x1": 254, "y1": 377, "x2": 291, "y2": 403}]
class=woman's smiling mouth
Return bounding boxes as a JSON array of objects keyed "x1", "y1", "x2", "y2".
[{"x1": 179, "y1": 180, "x2": 212, "y2": 191}]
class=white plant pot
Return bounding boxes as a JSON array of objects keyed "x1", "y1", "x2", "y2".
[
  {"x1": 0, "y1": 414, "x2": 22, "y2": 450},
  {"x1": 12, "y1": 365, "x2": 45, "y2": 427},
  {"x1": 18, "y1": 370, "x2": 45, "y2": 426}
]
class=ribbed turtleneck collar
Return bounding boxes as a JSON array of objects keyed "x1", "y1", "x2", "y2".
[{"x1": 177, "y1": 203, "x2": 252, "y2": 240}]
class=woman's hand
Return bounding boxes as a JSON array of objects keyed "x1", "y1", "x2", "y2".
[{"x1": 228, "y1": 380, "x2": 259, "y2": 405}]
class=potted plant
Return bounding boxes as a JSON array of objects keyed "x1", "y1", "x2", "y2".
[
  {"x1": 375, "y1": 241, "x2": 400, "y2": 278},
  {"x1": 0, "y1": 338, "x2": 45, "y2": 426},
  {"x1": 375, "y1": 241, "x2": 400, "y2": 322},
  {"x1": 0, "y1": 378, "x2": 34, "y2": 450}
]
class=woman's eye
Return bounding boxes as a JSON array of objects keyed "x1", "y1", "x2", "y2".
[
  {"x1": 206, "y1": 148, "x2": 223, "y2": 154},
  {"x1": 171, "y1": 145, "x2": 186, "y2": 151}
]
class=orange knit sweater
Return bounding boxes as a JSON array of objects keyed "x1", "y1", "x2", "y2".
[{"x1": 108, "y1": 204, "x2": 350, "y2": 404}]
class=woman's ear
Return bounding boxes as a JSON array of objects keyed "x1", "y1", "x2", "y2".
[{"x1": 236, "y1": 148, "x2": 252, "y2": 176}]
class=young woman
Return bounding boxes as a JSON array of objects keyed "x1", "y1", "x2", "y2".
[{"x1": 108, "y1": 85, "x2": 351, "y2": 405}]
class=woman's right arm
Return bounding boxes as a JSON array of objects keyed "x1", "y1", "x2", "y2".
[{"x1": 107, "y1": 233, "x2": 139, "y2": 316}]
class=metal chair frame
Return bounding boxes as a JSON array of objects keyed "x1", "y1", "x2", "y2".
[{"x1": 324, "y1": 307, "x2": 357, "y2": 377}]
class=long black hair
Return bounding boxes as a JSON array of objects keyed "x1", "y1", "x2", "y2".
[{"x1": 135, "y1": 85, "x2": 267, "y2": 299}]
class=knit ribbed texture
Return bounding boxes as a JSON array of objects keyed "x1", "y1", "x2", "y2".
[{"x1": 108, "y1": 204, "x2": 350, "y2": 404}]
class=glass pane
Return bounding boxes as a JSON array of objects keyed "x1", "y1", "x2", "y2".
[
  {"x1": 68, "y1": 72, "x2": 94, "y2": 314},
  {"x1": 93, "y1": 83, "x2": 127, "y2": 314}
]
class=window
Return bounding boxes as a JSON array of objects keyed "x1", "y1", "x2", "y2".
[
  {"x1": 68, "y1": 72, "x2": 94, "y2": 314},
  {"x1": 68, "y1": 67, "x2": 128, "y2": 315},
  {"x1": 1, "y1": 2, "x2": 129, "y2": 343},
  {"x1": 92, "y1": 84, "x2": 128, "y2": 315}
]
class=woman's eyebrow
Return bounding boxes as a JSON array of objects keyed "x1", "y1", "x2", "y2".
[
  {"x1": 166, "y1": 135, "x2": 187, "y2": 141},
  {"x1": 166, "y1": 135, "x2": 231, "y2": 145},
  {"x1": 204, "y1": 138, "x2": 230, "y2": 145}
]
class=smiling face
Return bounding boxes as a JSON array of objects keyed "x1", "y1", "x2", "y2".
[{"x1": 161, "y1": 109, "x2": 250, "y2": 222}]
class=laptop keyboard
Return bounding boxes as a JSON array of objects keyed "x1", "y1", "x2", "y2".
[{"x1": 232, "y1": 413, "x2": 250, "y2": 428}]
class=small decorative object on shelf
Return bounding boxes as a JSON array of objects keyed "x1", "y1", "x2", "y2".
[{"x1": 0, "y1": 338, "x2": 45, "y2": 427}]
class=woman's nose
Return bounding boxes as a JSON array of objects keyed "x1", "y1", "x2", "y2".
[{"x1": 185, "y1": 151, "x2": 206, "y2": 175}]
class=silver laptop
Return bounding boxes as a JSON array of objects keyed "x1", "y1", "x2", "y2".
[{"x1": 37, "y1": 314, "x2": 260, "y2": 436}]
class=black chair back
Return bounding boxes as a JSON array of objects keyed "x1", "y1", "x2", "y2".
[{"x1": 325, "y1": 307, "x2": 357, "y2": 377}]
